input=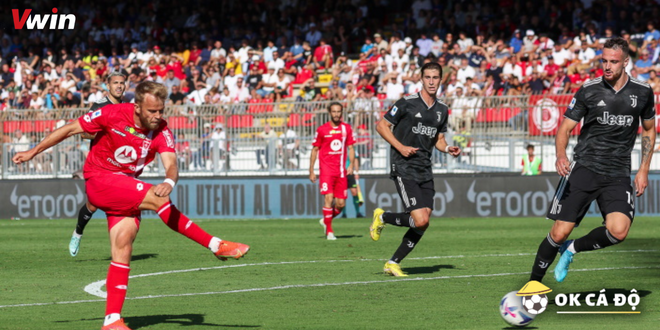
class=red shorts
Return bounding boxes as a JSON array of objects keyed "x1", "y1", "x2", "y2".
[
  {"x1": 86, "y1": 173, "x2": 152, "y2": 230},
  {"x1": 319, "y1": 175, "x2": 347, "y2": 199}
]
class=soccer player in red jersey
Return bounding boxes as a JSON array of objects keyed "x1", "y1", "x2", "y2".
[
  {"x1": 12, "y1": 82, "x2": 249, "y2": 330},
  {"x1": 309, "y1": 102, "x2": 356, "y2": 240}
]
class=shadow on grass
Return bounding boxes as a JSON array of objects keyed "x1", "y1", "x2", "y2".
[
  {"x1": 502, "y1": 327, "x2": 538, "y2": 329},
  {"x1": 125, "y1": 314, "x2": 261, "y2": 328},
  {"x1": 101, "y1": 253, "x2": 159, "y2": 262},
  {"x1": 405, "y1": 264, "x2": 456, "y2": 275}
]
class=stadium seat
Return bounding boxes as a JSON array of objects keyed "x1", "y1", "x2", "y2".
[
  {"x1": 167, "y1": 116, "x2": 198, "y2": 129},
  {"x1": 317, "y1": 74, "x2": 333, "y2": 84},
  {"x1": 3, "y1": 121, "x2": 21, "y2": 133},
  {"x1": 34, "y1": 120, "x2": 57, "y2": 132},
  {"x1": 228, "y1": 115, "x2": 254, "y2": 128},
  {"x1": 261, "y1": 98, "x2": 274, "y2": 112},
  {"x1": 287, "y1": 113, "x2": 301, "y2": 127},
  {"x1": 247, "y1": 99, "x2": 264, "y2": 113}
]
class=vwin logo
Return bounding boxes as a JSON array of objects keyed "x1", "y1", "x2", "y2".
[{"x1": 12, "y1": 8, "x2": 76, "y2": 30}]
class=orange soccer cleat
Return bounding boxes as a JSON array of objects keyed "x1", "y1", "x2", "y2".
[
  {"x1": 214, "y1": 240, "x2": 250, "y2": 261},
  {"x1": 101, "y1": 318, "x2": 132, "y2": 330}
]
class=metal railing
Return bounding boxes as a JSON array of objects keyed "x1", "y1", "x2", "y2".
[{"x1": 2, "y1": 95, "x2": 658, "y2": 179}]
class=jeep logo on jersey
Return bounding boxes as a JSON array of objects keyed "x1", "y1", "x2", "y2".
[
  {"x1": 411, "y1": 122, "x2": 437, "y2": 137},
  {"x1": 330, "y1": 139, "x2": 342, "y2": 151},
  {"x1": 115, "y1": 146, "x2": 137, "y2": 164},
  {"x1": 597, "y1": 111, "x2": 634, "y2": 126}
]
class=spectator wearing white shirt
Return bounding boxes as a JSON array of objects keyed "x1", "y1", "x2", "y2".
[
  {"x1": 210, "y1": 40, "x2": 227, "y2": 62},
  {"x1": 457, "y1": 32, "x2": 474, "y2": 53},
  {"x1": 415, "y1": 33, "x2": 433, "y2": 57},
  {"x1": 263, "y1": 40, "x2": 278, "y2": 63},
  {"x1": 187, "y1": 82, "x2": 209, "y2": 105},
  {"x1": 455, "y1": 58, "x2": 476, "y2": 84},
  {"x1": 382, "y1": 72, "x2": 404, "y2": 101},
  {"x1": 551, "y1": 43, "x2": 571, "y2": 66},
  {"x1": 429, "y1": 34, "x2": 444, "y2": 57}
]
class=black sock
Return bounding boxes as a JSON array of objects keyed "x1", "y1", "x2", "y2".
[
  {"x1": 530, "y1": 233, "x2": 561, "y2": 282},
  {"x1": 382, "y1": 212, "x2": 415, "y2": 227},
  {"x1": 573, "y1": 226, "x2": 623, "y2": 252},
  {"x1": 390, "y1": 228, "x2": 424, "y2": 263},
  {"x1": 75, "y1": 205, "x2": 95, "y2": 235}
]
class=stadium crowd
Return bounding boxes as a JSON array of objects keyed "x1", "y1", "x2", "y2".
[{"x1": 3, "y1": 0, "x2": 660, "y2": 115}]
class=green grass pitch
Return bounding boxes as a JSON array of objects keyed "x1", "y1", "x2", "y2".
[{"x1": 0, "y1": 216, "x2": 658, "y2": 329}]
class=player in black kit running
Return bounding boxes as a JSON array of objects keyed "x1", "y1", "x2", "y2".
[
  {"x1": 369, "y1": 62, "x2": 461, "y2": 277},
  {"x1": 69, "y1": 71, "x2": 127, "y2": 256},
  {"x1": 527, "y1": 38, "x2": 656, "y2": 285}
]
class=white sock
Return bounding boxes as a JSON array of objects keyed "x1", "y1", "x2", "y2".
[
  {"x1": 567, "y1": 241, "x2": 577, "y2": 254},
  {"x1": 104, "y1": 313, "x2": 121, "y2": 326},
  {"x1": 208, "y1": 237, "x2": 223, "y2": 253},
  {"x1": 72, "y1": 231, "x2": 82, "y2": 239},
  {"x1": 387, "y1": 260, "x2": 398, "y2": 265}
]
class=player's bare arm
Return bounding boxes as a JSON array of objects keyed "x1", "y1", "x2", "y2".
[
  {"x1": 376, "y1": 119, "x2": 418, "y2": 157},
  {"x1": 555, "y1": 118, "x2": 579, "y2": 177},
  {"x1": 309, "y1": 146, "x2": 319, "y2": 182},
  {"x1": 434, "y1": 133, "x2": 461, "y2": 157},
  {"x1": 347, "y1": 145, "x2": 355, "y2": 175},
  {"x1": 12, "y1": 120, "x2": 84, "y2": 164},
  {"x1": 635, "y1": 118, "x2": 656, "y2": 196},
  {"x1": 154, "y1": 152, "x2": 178, "y2": 198}
]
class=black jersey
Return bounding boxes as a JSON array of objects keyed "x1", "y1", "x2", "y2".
[
  {"x1": 89, "y1": 96, "x2": 118, "y2": 111},
  {"x1": 383, "y1": 93, "x2": 449, "y2": 181},
  {"x1": 565, "y1": 76, "x2": 655, "y2": 177}
]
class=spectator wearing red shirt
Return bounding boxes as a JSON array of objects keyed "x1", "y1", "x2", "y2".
[
  {"x1": 313, "y1": 38, "x2": 333, "y2": 69},
  {"x1": 188, "y1": 42, "x2": 202, "y2": 66},
  {"x1": 542, "y1": 55, "x2": 560, "y2": 80},
  {"x1": 569, "y1": 69, "x2": 589, "y2": 92}
]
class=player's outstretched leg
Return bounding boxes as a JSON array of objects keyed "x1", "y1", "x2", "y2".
[
  {"x1": 70, "y1": 202, "x2": 97, "y2": 257},
  {"x1": 156, "y1": 201, "x2": 250, "y2": 259},
  {"x1": 529, "y1": 233, "x2": 562, "y2": 283}
]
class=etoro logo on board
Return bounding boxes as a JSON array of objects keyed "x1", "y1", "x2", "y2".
[{"x1": 12, "y1": 8, "x2": 76, "y2": 30}]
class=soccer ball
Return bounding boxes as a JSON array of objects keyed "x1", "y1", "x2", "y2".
[
  {"x1": 522, "y1": 294, "x2": 548, "y2": 314},
  {"x1": 499, "y1": 291, "x2": 536, "y2": 327}
]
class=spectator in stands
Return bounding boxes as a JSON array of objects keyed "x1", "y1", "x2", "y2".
[
  {"x1": 279, "y1": 123, "x2": 300, "y2": 169},
  {"x1": 298, "y1": 79, "x2": 323, "y2": 102},
  {"x1": 273, "y1": 70, "x2": 291, "y2": 102},
  {"x1": 648, "y1": 70, "x2": 660, "y2": 92},
  {"x1": 256, "y1": 123, "x2": 277, "y2": 170},
  {"x1": 634, "y1": 50, "x2": 653, "y2": 81},
  {"x1": 455, "y1": 58, "x2": 476, "y2": 84},
  {"x1": 8, "y1": 129, "x2": 30, "y2": 173},
  {"x1": 354, "y1": 124, "x2": 373, "y2": 170},
  {"x1": 168, "y1": 85, "x2": 185, "y2": 105},
  {"x1": 374, "y1": 33, "x2": 388, "y2": 53},
  {"x1": 313, "y1": 39, "x2": 333, "y2": 70},
  {"x1": 305, "y1": 23, "x2": 322, "y2": 47},
  {"x1": 550, "y1": 68, "x2": 571, "y2": 94},
  {"x1": 361, "y1": 37, "x2": 376, "y2": 59},
  {"x1": 509, "y1": 29, "x2": 523, "y2": 54},
  {"x1": 175, "y1": 132, "x2": 192, "y2": 170}
]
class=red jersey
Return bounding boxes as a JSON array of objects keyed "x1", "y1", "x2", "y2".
[
  {"x1": 78, "y1": 103, "x2": 176, "y2": 179},
  {"x1": 312, "y1": 121, "x2": 355, "y2": 178}
]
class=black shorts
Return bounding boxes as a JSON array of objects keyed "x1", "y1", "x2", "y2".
[
  {"x1": 347, "y1": 174, "x2": 357, "y2": 188},
  {"x1": 547, "y1": 162, "x2": 634, "y2": 226},
  {"x1": 393, "y1": 176, "x2": 435, "y2": 212}
]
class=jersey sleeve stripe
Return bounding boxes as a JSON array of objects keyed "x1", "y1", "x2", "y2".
[{"x1": 562, "y1": 115, "x2": 580, "y2": 123}]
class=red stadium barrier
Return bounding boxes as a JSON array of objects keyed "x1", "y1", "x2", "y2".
[{"x1": 227, "y1": 115, "x2": 254, "y2": 128}]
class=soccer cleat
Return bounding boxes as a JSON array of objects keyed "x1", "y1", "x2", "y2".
[
  {"x1": 370, "y1": 208, "x2": 385, "y2": 241},
  {"x1": 101, "y1": 318, "x2": 132, "y2": 330},
  {"x1": 214, "y1": 240, "x2": 250, "y2": 261},
  {"x1": 554, "y1": 240, "x2": 575, "y2": 283},
  {"x1": 326, "y1": 232, "x2": 337, "y2": 240},
  {"x1": 69, "y1": 234, "x2": 81, "y2": 257},
  {"x1": 319, "y1": 218, "x2": 327, "y2": 234},
  {"x1": 384, "y1": 262, "x2": 408, "y2": 277}
]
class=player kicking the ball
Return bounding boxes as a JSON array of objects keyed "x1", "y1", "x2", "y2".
[
  {"x1": 309, "y1": 102, "x2": 357, "y2": 240},
  {"x1": 13, "y1": 81, "x2": 249, "y2": 330}
]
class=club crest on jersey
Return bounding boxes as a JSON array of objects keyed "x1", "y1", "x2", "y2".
[
  {"x1": 114, "y1": 146, "x2": 137, "y2": 164},
  {"x1": 124, "y1": 126, "x2": 147, "y2": 139},
  {"x1": 390, "y1": 105, "x2": 398, "y2": 116},
  {"x1": 437, "y1": 112, "x2": 442, "y2": 122},
  {"x1": 630, "y1": 94, "x2": 638, "y2": 108}
]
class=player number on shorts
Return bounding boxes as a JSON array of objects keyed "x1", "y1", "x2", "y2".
[
  {"x1": 321, "y1": 183, "x2": 328, "y2": 192},
  {"x1": 410, "y1": 197, "x2": 417, "y2": 206}
]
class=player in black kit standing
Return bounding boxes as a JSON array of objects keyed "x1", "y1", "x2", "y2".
[
  {"x1": 69, "y1": 71, "x2": 127, "y2": 256},
  {"x1": 527, "y1": 38, "x2": 655, "y2": 285},
  {"x1": 370, "y1": 62, "x2": 461, "y2": 277}
]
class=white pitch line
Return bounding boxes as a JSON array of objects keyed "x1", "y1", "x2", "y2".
[
  {"x1": 82, "y1": 249, "x2": 659, "y2": 298},
  {"x1": 0, "y1": 251, "x2": 657, "y2": 309}
]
